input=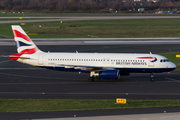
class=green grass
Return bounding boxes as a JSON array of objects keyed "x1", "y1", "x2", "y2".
[
  {"x1": 159, "y1": 52, "x2": 180, "y2": 68},
  {"x1": 1, "y1": 18, "x2": 180, "y2": 38},
  {"x1": 0, "y1": 99, "x2": 180, "y2": 112},
  {"x1": 0, "y1": 18, "x2": 52, "y2": 21}
]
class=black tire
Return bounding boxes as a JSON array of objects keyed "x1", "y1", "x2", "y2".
[
  {"x1": 88, "y1": 77, "x2": 94, "y2": 82},
  {"x1": 151, "y1": 78, "x2": 155, "y2": 82}
]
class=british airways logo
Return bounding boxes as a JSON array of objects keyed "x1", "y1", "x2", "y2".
[
  {"x1": 16, "y1": 41, "x2": 32, "y2": 47},
  {"x1": 137, "y1": 57, "x2": 157, "y2": 62}
]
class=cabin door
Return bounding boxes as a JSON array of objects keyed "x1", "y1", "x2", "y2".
[
  {"x1": 38, "y1": 54, "x2": 44, "y2": 65},
  {"x1": 148, "y1": 60, "x2": 154, "y2": 67}
]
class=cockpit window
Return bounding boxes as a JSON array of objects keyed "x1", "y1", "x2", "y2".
[{"x1": 160, "y1": 59, "x2": 169, "y2": 62}]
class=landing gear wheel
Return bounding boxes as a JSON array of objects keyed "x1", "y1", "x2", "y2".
[
  {"x1": 88, "y1": 77, "x2": 94, "y2": 82},
  {"x1": 150, "y1": 73, "x2": 155, "y2": 82},
  {"x1": 151, "y1": 78, "x2": 155, "y2": 82}
]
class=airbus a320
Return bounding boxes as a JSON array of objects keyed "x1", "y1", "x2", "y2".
[{"x1": 9, "y1": 25, "x2": 176, "y2": 82}]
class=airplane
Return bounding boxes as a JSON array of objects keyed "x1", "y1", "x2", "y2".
[{"x1": 9, "y1": 25, "x2": 176, "y2": 82}]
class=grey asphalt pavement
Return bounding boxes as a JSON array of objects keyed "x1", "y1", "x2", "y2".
[
  {"x1": 1, "y1": 44, "x2": 180, "y2": 119},
  {"x1": 1, "y1": 38, "x2": 180, "y2": 45},
  {"x1": 1, "y1": 16, "x2": 180, "y2": 24}
]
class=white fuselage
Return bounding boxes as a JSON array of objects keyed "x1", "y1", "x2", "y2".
[{"x1": 17, "y1": 52, "x2": 176, "y2": 73}]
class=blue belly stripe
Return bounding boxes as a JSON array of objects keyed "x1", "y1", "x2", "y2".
[{"x1": 41, "y1": 66, "x2": 175, "y2": 73}]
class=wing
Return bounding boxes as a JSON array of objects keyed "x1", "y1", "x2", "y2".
[{"x1": 52, "y1": 63, "x2": 116, "y2": 72}]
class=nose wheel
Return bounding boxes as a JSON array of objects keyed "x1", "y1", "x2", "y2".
[{"x1": 150, "y1": 73, "x2": 155, "y2": 82}]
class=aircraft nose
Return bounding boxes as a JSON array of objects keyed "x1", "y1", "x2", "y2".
[{"x1": 170, "y1": 62, "x2": 176, "y2": 69}]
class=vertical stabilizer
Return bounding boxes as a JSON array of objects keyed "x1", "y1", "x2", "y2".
[{"x1": 11, "y1": 25, "x2": 42, "y2": 54}]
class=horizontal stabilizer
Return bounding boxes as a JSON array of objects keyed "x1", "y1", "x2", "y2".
[{"x1": 9, "y1": 54, "x2": 30, "y2": 60}]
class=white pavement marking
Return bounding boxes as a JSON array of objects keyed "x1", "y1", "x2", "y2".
[
  {"x1": 84, "y1": 40, "x2": 180, "y2": 43},
  {"x1": 1, "y1": 38, "x2": 180, "y2": 45}
]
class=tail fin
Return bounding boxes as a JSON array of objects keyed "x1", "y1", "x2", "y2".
[{"x1": 11, "y1": 25, "x2": 42, "y2": 54}]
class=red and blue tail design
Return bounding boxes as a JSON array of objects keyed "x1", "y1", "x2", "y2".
[
  {"x1": 11, "y1": 25, "x2": 41, "y2": 54},
  {"x1": 9, "y1": 25, "x2": 42, "y2": 61}
]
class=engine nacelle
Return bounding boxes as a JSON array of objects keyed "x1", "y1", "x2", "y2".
[{"x1": 94, "y1": 70, "x2": 120, "y2": 79}]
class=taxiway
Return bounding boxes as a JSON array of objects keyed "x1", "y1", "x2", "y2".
[{"x1": 0, "y1": 44, "x2": 180, "y2": 100}]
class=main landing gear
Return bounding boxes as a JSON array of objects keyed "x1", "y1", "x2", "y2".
[
  {"x1": 150, "y1": 73, "x2": 155, "y2": 82},
  {"x1": 88, "y1": 76, "x2": 94, "y2": 82},
  {"x1": 88, "y1": 71, "x2": 95, "y2": 82}
]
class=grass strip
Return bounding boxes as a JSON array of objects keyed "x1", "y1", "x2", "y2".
[
  {"x1": 0, "y1": 18, "x2": 53, "y2": 21},
  {"x1": 0, "y1": 99, "x2": 180, "y2": 113},
  {"x1": 1, "y1": 18, "x2": 180, "y2": 38}
]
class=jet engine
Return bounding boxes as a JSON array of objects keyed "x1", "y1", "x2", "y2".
[{"x1": 94, "y1": 70, "x2": 120, "y2": 79}]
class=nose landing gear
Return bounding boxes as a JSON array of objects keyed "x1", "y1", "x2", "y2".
[{"x1": 150, "y1": 73, "x2": 155, "y2": 82}]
